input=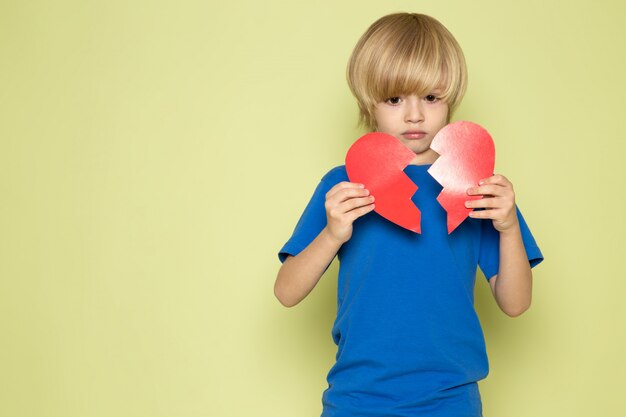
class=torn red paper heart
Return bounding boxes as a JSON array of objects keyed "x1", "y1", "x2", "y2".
[
  {"x1": 345, "y1": 132, "x2": 421, "y2": 233},
  {"x1": 344, "y1": 121, "x2": 495, "y2": 234},
  {"x1": 428, "y1": 121, "x2": 495, "y2": 233}
]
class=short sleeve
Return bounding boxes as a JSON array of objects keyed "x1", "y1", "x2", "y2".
[
  {"x1": 478, "y1": 205, "x2": 544, "y2": 280},
  {"x1": 277, "y1": 170, "x2": 341, "y2": 263}
]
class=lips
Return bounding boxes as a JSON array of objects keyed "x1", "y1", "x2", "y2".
[{"x1": 402, "y1": 130, "x2": 427, "y2": 139}]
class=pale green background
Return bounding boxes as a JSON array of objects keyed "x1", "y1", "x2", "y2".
[{"x1": 1, "y1": 0, "x2": 625, "y2": 416}]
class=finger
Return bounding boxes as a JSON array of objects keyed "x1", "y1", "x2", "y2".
[
  {"x1": 326, "y1": 187, "x2": 370, "y2": 209},
  {"x1": 326, "y1": 194, "x2": 372, "y2": 220},
  {"x1": 330, "y1": 186, "x2": 371, "y2": 205},
  {"x1": 326, "y1": 181, "x2": 365, "y2": 200},
  {"x1": 338, "y1": 195, "x2": 375, "y2": 213},
  {"x1": 465, "y1": 196, "x2": 505, "y2": 209},
  {"x1": 326, "y1": 181, "x2": 365, "y2": 199},
  {"x1": 478, "y1": 174, "x2": 511, "y2": 186},
  {"x1": 468, "y1": 208, "x2": 497, "y2": 219},
  {"x1": 467, "y1": 184, "x2": 507, "y2": 197},
  {"x1": 345, "y1": 202, "x2": 376, "y2": 223}
]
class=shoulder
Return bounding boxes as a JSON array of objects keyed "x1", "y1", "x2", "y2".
[{"x1": 320, "y1": 165, "x2": 349, "y2": 186}]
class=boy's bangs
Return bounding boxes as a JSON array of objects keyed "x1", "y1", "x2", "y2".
[{"x1": 370, "y1": 53, "x2": 453, "y2": 103}]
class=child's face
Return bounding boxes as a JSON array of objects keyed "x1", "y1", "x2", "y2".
[{"x1": 373, "y1": 92, "x2": 449, "y2": 164}]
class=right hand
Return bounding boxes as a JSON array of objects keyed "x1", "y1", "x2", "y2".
[{"x1": 324, "y1": 181, "x2": 375, "y2": 244}]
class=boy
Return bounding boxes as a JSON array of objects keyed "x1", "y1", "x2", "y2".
[{"x1": 274, "y1": 12, "x2": 543, "y2": 417}]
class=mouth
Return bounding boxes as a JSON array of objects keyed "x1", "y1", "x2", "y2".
[{"x1": 401, "y1": 131, "x2": 427, "y2": 140}]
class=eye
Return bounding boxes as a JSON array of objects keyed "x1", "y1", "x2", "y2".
[
  {"x1": 384, "y1": 97, "x2": 402, "y2": 105},
  {"x1": 425, "y1": 94, "x2": 440, "y2": 103}
]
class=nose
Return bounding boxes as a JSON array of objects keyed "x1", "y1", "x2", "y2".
[{"x1": 405, "y1": 97, "x2": 424, "y2": 123}]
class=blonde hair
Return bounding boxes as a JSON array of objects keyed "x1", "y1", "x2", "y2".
[{"x1": 347, "y1": 13, "x2": 468, "y2": 131}]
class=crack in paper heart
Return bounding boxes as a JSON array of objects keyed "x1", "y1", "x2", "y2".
[{"x1": 345, "y1": 121, "x2": 495, "y2": 234}]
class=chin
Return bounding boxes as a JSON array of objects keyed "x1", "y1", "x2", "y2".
[{"x1": 406, "y1": 140, "x2": 429, "y2": 149}]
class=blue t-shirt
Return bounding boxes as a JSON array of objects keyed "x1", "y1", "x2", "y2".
[{"x1": 279, "y1": 165, "x2": 544, "y2": 417}]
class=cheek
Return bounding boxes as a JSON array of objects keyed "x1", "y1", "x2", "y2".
[
  {"x1": 442, "y1": 105, "x2": 450, "y2": 119},
  {"x1": 373, "y1": 112, "x2": 391, "y2": 130},
  {"x1": 435, "y1": 106, "x2": 449, "y2": 125}
]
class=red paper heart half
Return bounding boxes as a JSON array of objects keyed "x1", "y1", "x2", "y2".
[
  {"x1": 427, "y1": 121, "x2": 495, "y2": 233},
  {"x1": 345, "y1": 132, "x2": 421, "y2": 233}
]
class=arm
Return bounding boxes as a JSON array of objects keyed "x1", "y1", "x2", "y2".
[
  {"x1": 466, "y1": 174, "x2": 532, "y2": 317},
  {"x1": 274, "y1": 182, "x2": 375, "y2": 307},
  {"x1": 488, "y1": 225, "x2": 532, "y2": 317}
]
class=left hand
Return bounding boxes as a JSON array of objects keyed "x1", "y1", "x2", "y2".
[{"x1": 465, "y1": 174, "x2": 519, "y2": 233}]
